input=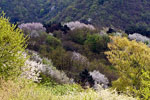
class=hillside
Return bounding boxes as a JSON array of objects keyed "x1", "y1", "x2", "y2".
[
  {"x1": 1, "y1": 0, "x2": 150, "y2": 30},
  {"x1": 52, "y1": 0, "x2": 150, "y2": 30},
  {"x1": 1, "y1": 4, "x2": 150, "y2": 99},
  {"x1": 0, "y1": 0, "x2": 72, "y2": 23}
]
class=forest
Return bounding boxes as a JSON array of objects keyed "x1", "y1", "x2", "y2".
[
  {"x1": 1, "y1": 0, "x2": 150, "y2": 100},
  {"x1": 1, "y1": 0, "x2": 150, "y2": 34}
]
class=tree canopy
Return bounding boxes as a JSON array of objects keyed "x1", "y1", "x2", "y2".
[
  {"x1": 105, "y1": 36, "x2": 150, "y2": 99},
  {"x1": 0, "y1": 13, "x2": 28, "y2": 80}
]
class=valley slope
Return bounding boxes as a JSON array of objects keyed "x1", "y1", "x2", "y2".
[{"x1": 1, "y1": 0, "x2": 150, "y2": 30}]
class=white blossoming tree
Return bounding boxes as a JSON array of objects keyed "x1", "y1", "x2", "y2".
[
  {"x1": 18, "y1": 22, "x2": 46, "y2": 38},
  {"x1": 90, "y1": 70, "x2": 109, "y2": 89},
  {"x1": 128, "y1": 33, "x2": 150, "y2": 45},
  {"x1": 64, "y1": 21, "x2": 95, "y2": 30},
  {"x1": 22, "y1": 51, "x2": 73, "y2": 84}
]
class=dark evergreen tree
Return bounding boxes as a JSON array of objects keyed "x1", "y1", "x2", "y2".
[{"x1": 79, "y1": 69, "x2": 95, "y2": 88}]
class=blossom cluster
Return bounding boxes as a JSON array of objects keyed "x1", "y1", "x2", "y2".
[
  {"x1": 90, "y1": 70, "x2": 109, "y2": 89},
  {"x1": 22, "y1": 51, "x2": 73, "y2": 84},
  {"x1": 71, "y1": 52, "x2": 89, "y2": 64},
  {"x1": 22, "y1": 60, "x2": 42, "y2": 82},
  {"x1": 64, "y1": 21, "x2": 95, "y2": 30},
  {"x1": 128, "y1": 33, "x2": 150, "y2": 44},
  {"x1": 18, "y1": 22, "x2": 46, "y2": 38}
]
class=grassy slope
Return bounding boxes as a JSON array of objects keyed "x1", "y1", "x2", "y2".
[{"x1": 0, "y1": 78, "x2": 136, "y2": 100}]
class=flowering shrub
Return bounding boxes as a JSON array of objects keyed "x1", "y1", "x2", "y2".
[
  {"x1": 128, "y1": 33, "x2": 150, "y2": 45},
  {"x1": 28, "y1": 50, "x2": 43, "y2": 63},
  {"x1": 72, "y1": 52, "x2": 89, "y2": 65},
  {"x1": 71, "y1": 52, "x2": 91, "y2": 77},
  {"x1": 79, "y1": 69, "x2": 109, "y2": 89},
  {"x1": 90, "y1": 70, "x2": 109, "y2": 89},
  {"x1": 18, "y1": 22, "x2": 46, "y2": 38},
  {"x1": 22, "y1": 60, "x2": 42, "y2": 82},
  {"x1": 64, "y1": 21, "x2": 95, "y2": 30},
  {"x1": 89, "y1": 59, "x2": 118, "y2": 83},
  {"x1": 22, "y1": 51, "x2": 72, "y2": 84}
]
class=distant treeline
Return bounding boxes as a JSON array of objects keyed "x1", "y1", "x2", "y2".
[{"x1": 1, "y1": 0, "x2": 150, "y2": 32}]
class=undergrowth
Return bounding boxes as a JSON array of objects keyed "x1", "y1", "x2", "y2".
[{"x1": 0, "y1": 78, "x2": 136, "y2": 100}]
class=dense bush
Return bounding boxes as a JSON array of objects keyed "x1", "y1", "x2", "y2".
[
  {"x1": 85, "y1": 34, "x2": 110, "y2": 53},
  {"x1": 0, "y1": 13, "x2": 27, "y2": 80},
  {"x1": 49, "y1": 48, "x2": 90, "y2": 80},
  {"x1": 53, "y1": 30, "x2": 64, "y2": 39},
  {"x1": 105, "y1": 36, "x2": 150, "y2": 99},
  {"x1": 63, "y1": 41, "x2": 83, "y2": 52},
  {"x1": 66, "y1": 28, "x2": 94, "y2": 45},
  {"x1": 48, "y1": 47, "x2": 71, "y2": 71},
  {"x1": 27, "y1": 33, "x2": 47, "y2": 51},
  {"x1": 46, "y1": 35, "x2": 62, "y2": 49}
]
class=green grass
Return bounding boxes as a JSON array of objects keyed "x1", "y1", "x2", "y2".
[{"x1": 0, "y1": 78, "x2": 136, "y2": 100}]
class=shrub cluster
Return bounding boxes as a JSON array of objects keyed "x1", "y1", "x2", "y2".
[
  {"x1": 22, "y1": 51, "x2": 73, "y2": 84},
  {"x1": 18, "y1": 22, "x2": 62, "y2": 53},
  {"x1": 85, "y1": 34, "x2": 110, "y2": 53}
]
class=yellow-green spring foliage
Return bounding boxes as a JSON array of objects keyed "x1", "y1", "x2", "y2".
[
  {"x1": 0, "y1": 78, "x2": 136, "y2": 100},
  {"x1": 0, "y1": 13, "x2": 27, "y2": 80},
  {"x1": 105, "y1": 36, "x2": 150, "y2": 99}
]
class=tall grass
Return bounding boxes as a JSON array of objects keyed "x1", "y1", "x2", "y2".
[{"x1": 0, "y1": 78, "x2": 136, "y2": 100}]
